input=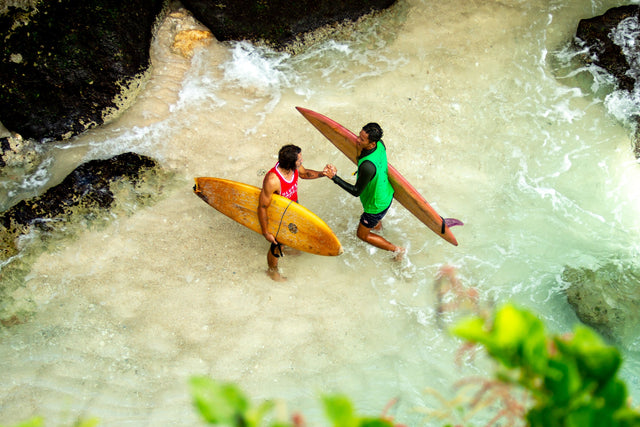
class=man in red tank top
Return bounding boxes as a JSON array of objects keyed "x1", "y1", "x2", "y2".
[
  {"x1": 268, "y1": 162, "x2": 299, "y2": 202},
  {"x1": 258, "y1": 144, "x2": 328, "y2": 281}
]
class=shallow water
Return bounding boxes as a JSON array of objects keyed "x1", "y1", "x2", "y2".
[{"x1": 2, "y1": 0, "x2": 640, "y2": 425}]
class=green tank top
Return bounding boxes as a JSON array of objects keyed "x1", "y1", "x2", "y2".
[{"x1": 358, "y1": 141, "x2": 394, "y2": 214}]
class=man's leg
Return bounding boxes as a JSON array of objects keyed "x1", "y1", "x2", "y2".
[
  {"x1": 267, "y1": 249, "x2": 286, "y2": 281},
  {"x1": 357, "y1": 222, "x2": 401, "y2": 252}
]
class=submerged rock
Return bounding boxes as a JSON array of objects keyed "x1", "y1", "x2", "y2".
[
  {"x1": 0, "y1": 152, "x2": 160, "y2": 261},
  {"x1": 563, "y1": 262, "x2": 640, "y2": 346}
]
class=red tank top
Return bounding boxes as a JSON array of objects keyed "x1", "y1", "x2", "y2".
[{"x1": 269, "y1": 163, "x2": 298, "y2": 202}]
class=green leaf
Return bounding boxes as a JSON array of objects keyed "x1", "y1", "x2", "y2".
[
  {"x1": 570, "y1": 327, "x2": 621, "y2": 383},
  {"x1": 74, "y1": 419, "x2": 100, "y2": 427},
  {"x1": 565, "y1": 405, "x2": 597, "y2": 427},
  {"x1": 492, "y1": 304, "x2": 530, "y2": 348},
  {"x1": 358, "y1": 418, "x2": 394, "y2": 427},
  {"x1": 491, "y1": 305, "x2": 545, "y2": 368},
  {"x1": 245, "y1": 400, "x2": 276, "y2": 427},
  {"x1": 544, "y1": 358, "x2": 582, "y2": 405},
  {"x1": 613, "y1": 407, "x2": 640, "y2": 426},
  {"x1": 323, "y1": 395, "x2": 357, "y2": 427},
  {"x1": 598, "y1": 378, "x2": 628, "y2": 410},
  {"x1": 451, "y1": 316, "x2": 487, "y2": 343},
  {"x1": 454, "y1": 304, "x2": 549, "y2": 370},
  {"x1": 1, "y1": 418, "x2": 44, "y2": 427},
  {"x1": 526, "y1": 406, "x2": 552, "y2": 427},
  {"x1": 520, "y1": 313, "x2": 548, "y2": 374},
  {"x1": 189, "y1": 376, "x2": 249, "y2": 425}
]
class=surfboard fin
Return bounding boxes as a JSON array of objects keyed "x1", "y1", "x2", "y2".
[
  {"x1": 440, "y1": 216, "x2": 464, "y2": 234},
  {"x1": 444, "y1": 218, "x2": 464, "y2": 228}
]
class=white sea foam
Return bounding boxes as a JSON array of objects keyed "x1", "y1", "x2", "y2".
[
  {"x1": 222, "y1": 42, "x2": 295, "y2": 92},
  {"x1": 600, "y1": 16, "x2": 640, "y2": 130},
  {"x1": 610, "y1": 16, "x2": 640, "y2": 80},
  {"x1": 605, "y1": 88, "x2": 640, "y2": 130},
  {"x1": 171, "y1": 71, "x2": 226, "y2": 113}
]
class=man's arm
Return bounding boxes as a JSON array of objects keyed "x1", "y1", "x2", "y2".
[
  {"x1": 329, "y1": 160, "x2": 376, "y2": 197},
  {"x1": 298, "y1": 164, "x2": 326, "y2": 179},
  {"x1": 258, "y1": 173, "x2": 279, "y2": 244}
]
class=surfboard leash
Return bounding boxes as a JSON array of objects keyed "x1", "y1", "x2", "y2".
[{"x1": 272, "y1": 199, "x2": 294, "y2": 257}]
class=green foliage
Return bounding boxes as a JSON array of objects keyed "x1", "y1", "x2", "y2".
[
  {"x1": 6, "y1": 305, "x2": 640, "y2": 427},
  {"x1": 0, "y1": 418, "x2": 43, "y2": 427},
  {"x1": 189, "y1": 377, "x2": 255, "y2": 426},
  {"x1": 0, "y1": 417, "x2": 98, "y2": 427},
  {"x1": 453, "y1": 303, "x2": 640, "y2": 427},
  {"x1": 189, "y1": 377, "x2": 395, "y2": 427},
  {"x1": 321, "y1": 395, "x2": 393, "y2": 427}
]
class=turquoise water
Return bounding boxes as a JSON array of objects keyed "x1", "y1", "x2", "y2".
[{"x1": 2, "y1": 0, "x2": 640, "y2": 425}]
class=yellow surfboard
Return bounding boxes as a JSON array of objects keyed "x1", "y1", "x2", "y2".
[{"x1": 194, "y1": 177, "x2": 343, "y2": 256}]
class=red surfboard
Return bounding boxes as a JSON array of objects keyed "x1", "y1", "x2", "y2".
[{"x1": 296, "y1": 107, "x2": 459, "y2": 246}]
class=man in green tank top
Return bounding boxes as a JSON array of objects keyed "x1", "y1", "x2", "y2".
[{"x1": 324, "y1": 123, "x2": 405, "y2": 259}]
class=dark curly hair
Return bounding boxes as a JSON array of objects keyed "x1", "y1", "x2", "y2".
[
  {"x1": 362, "y1": 123, "x2": 383, "y2": 143},
  {"x1": 278, "y1": 144, "x2": 301, "y2": 171}
]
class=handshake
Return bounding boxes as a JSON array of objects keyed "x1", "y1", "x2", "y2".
[{"x1": 323, "y1": 164, "x2": 337, "y2": 179}]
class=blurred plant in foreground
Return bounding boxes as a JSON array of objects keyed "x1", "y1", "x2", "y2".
[
  {"x1": 189, "y1": 376, "x2": 405, "y2": 427},
  {"x1": 5, "y1": 301, "x2": 640, "y2": 427},
  {"x1": 448, "y1": 303, "x2": 640, "y2": 427},
  {"x1": 0, "y1": 417, "x2": 98, "y2": 427}
]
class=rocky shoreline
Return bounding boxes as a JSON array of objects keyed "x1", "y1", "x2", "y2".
[{"x1": 0, "y1": 0, "x2": 396, "y2": 145}]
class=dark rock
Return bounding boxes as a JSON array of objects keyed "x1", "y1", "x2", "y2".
[
  {"x1": 0, "y1": 133, "x2": 42, "y2": 174},
  {"x1": 0, "y1": 0, "x2": 397, "y2": 146},
  {"x1": 180, "y1": 0, "x2": 397, "y2": 47},
  {"x1": 575, "y1": 5, "x2": 640, "y2": 93},
  {"x1": 563, "y1": 262, "x2": 640, "y2": 346},
  {"x1": 0, "y1": 152, "x2": 160, "y2": 260},
  {"x1": 0, "y1": 0, "x2": 165, "y2": 142},
  {"x1": 0, "y1": 138, "x2": 8, "y2": 169},
  {"x1": 574, "y1": 5, "x2": 640, "y2": 154}
]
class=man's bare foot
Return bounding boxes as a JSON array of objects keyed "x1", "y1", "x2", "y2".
[
  {"x1": 392, "y1": 247, "x2": 406, "y2": 261},
  {"x1": 268, "y1": 268, "x2": 287, "y2": 282}
]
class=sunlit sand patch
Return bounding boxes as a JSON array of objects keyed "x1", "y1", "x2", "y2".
[{"x1": 172, "y1": 29, "x2": 214, "y2": 58}]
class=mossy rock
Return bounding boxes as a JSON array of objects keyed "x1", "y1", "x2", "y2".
[
  {"x1": 0, "y1": 0, "x2": 165, "y2": 141},
  {"x1": 0, "y1": 152, "x2": 162, "y2": 260}
]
